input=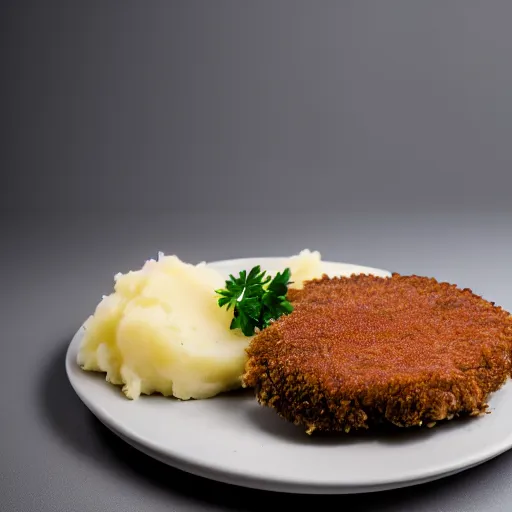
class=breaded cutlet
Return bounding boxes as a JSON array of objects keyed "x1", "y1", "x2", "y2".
[{"x1": 243, "y1": 274, "x2": 512, "y2": 434}]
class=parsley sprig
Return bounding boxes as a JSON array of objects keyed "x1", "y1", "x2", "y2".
[{"x1": 215, "y1": 266, "x2": 294, "y2": 336}]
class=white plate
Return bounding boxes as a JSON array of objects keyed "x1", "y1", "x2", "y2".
[{"x1": 66, "y1": 258, "x2": 512, "y2": 494}]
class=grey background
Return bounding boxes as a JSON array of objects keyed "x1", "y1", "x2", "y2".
[
  {"x1": 2, "y1": 1, "x2": 512, "y2": 511},
  {"x1": 3, "y1": 0, "x2": 512, "y2": 215}
]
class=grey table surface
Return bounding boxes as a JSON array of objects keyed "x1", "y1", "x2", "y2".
[{"x1": 3, "y1": 210, "x2": 512, "y2": 512}]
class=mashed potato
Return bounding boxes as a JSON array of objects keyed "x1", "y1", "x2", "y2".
[
  {"x1": 286, "y1": 249, "x2": 322, "y2": 289},
  {"x1": 77, "y1": 254, "x2": 248, "y2": 400},
  {"x1": 77, "y1": 250, "x2": 327, "y2": 400}
]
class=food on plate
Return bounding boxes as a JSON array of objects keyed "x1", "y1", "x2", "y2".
[
  {"x1": 77, "y1": 249, "x2": 330, "y2": 400},
  {"x1": 216, "y1": 266, "x2": 293, "y2": 336},
  {"x1": 243, "y1": 273, "x2": 512, "y2": 434},
  {"x1": 285, "y1": 249, "x2": 322, "y2": 289},
  {"x1": 77, "y1": 254, "x2": 249, "y2": 400}
]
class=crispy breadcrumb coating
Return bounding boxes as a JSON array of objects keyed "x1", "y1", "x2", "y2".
[{"x1": 243, "y1": 274, "x2": 512, "y2": 434}]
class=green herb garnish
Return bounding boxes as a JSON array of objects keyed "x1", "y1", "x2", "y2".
[{"x1": 215, "y1": 266, "x2": 294, "y2": 336}]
